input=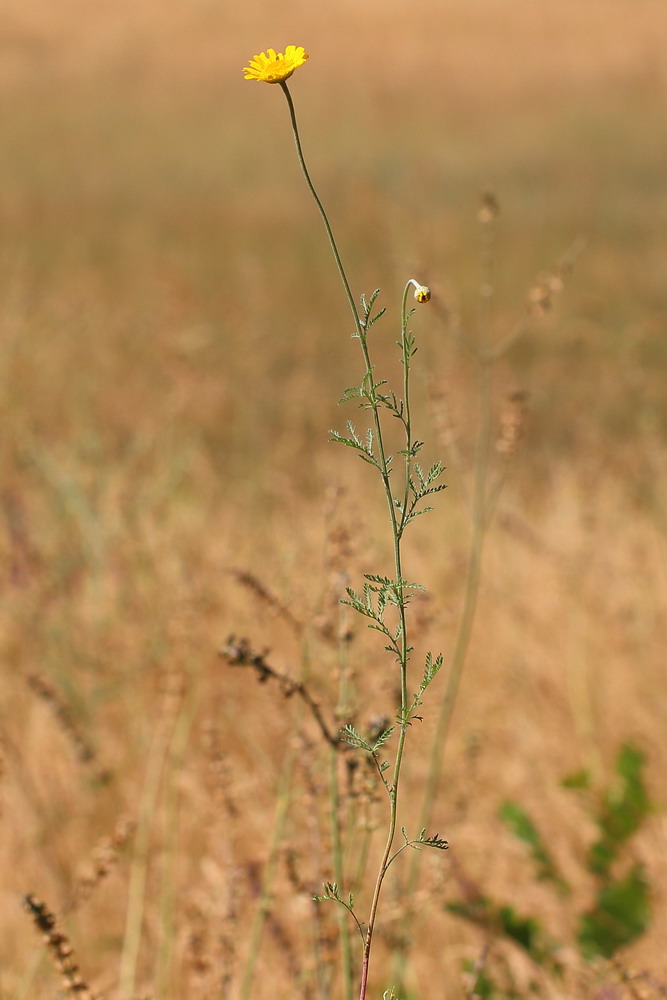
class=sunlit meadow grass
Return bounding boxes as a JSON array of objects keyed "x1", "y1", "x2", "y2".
[{"x1": 1, "y1": 1, "x2": 667, "y2": 999}]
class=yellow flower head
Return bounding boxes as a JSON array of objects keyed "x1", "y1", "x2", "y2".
[{"x1": 243, "y1": 45, "x2": 309, "y2": 84}]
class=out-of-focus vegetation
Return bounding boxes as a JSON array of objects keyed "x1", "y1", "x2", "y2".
[{"x1": 1, "y1": 2, "x2": 665, "y2": 998}]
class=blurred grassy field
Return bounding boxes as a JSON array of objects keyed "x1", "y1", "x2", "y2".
[{"x1": 1, "y1": 1, "x2": 666, "y2": 998}]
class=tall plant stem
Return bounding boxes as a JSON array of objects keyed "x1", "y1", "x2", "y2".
[
  {"x1": 279, "y1": 82, "x2": 398, "y2": 538},
  {"x1": 393, "y1": 215, "x2": 498, "y2": 991},
  {"x1": 398, "y1": 282, "x2": 414, "y2": 539},
  {"x1": 279, "y1": 82, "x2": 361, "y2": 339},
  {"x1": 280, "y1": 81, "x2": 413, "y2": 1000}
]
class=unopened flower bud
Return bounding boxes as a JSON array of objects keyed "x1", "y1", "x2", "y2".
[{"x1": 408, "y1": 279, "x2": 431, "y2": 304}]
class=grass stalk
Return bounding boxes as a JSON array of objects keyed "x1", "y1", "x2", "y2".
[
  {"x1": 330, "y1": 628, "x2": 354, "y2": 1000},
  {"x1": 238, "y1": 737, "x2": 297, "y2": 1000},
  {"x1": 154, "y1": 669, "x2": 200, "y2": 1000},
  {"x1": 119, "y1": 682, "x2": 180, "y2": 1000},
  {"x1": 329, "y1": 743, "x2": 353, "y2": 1000}
]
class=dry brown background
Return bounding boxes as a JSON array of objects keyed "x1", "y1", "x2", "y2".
[{"x1": 1, "y1": 1, "x2": 666, "y2": 998}]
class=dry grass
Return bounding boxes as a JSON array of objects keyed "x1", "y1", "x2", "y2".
[{"x1": 1, "y1": 1, "x2": 666, "y2": 998}]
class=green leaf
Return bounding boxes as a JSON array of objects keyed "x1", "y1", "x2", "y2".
[
  {"x1": 447, "y1": 898, "x2": 562, "y2": 972},
  {"x1": 341, "y1": 722, "x2": 393, "y2": 756},
  {"x1": 341, "y1": 586, "x2": 381, "y2": 623},
  {"x1": 426, "y1": 460, "x2": 445, "y2": 483},
  {"x1": 587, "y1": 840, "x2": 616, "y2": 878},
  {"x1": 340, "y1": 724, "x2": 372, "y2": 752},
  {"x1": 331, "y1": 419, "x2": 376, "y2": 459},
  {"x1": 577, "y1": 865, "x2": 651, "y2": 959},
  {"x1": 422, "y1": 831, "x2": 449, "y2": 851},
  {"x1": 461, "y1": 962, "x2": 495, "y2": 1000},
  {"x1": 360, "y1": 288, "x2": 380, "y2": 315},
  {"x1": 366, "y1": 306, "x2": 386, "y2": 330},
  {"x1": 397, "y1": 578, "x2": 425, "y2": 593},
  {"x1": 588, "y1": 743, "x2": 650, "y2": 877},
  {"x1": 338, "y1": 386, "x2": 364, "y2": 404},
  {"x1": 364, "y1": 573, "x2": 394, "y2": 586},
  {"x1": 313, "y1": 880, "x2": 343, "y2": 903},
  {"x1": 497, "y1": 906, "x2": 563, "y2": 974},
  {"x1": 415, "y1": 651, "x2": 443, "y2": 701},
  {"x1": 499, "y1": 802, "x2": 570, "y2": 896},
  {"x1": 561, "y1": 768, "x2": 591, "y2": 790},
  {"x1": 419, "y1": 483, "x2": 447, "y2": 499},
  {"x1": 372, "y1": 726, "x2": 394, "y2": 753},
  {"x1": 359, "y1": 289, "x2": 386, "y2": 332},
  {"x1": 404, "y1": 506, "x2": 434, "y2": 524}
]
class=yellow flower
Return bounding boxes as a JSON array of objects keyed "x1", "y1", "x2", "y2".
[{"x1": 243, "y1": 46, "x2": 309, "y2": 84}]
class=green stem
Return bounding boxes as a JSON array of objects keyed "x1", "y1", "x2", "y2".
[
  {"x1": 357, "y1": 302, "x2": 413, "y2": 1000},
  {"x1": 279, "y1": 82, "x2": 362, "y2": 338},
  {"x1": 279, "y1": 81, "x2": 413, "y2": 1000},
  {"x1": 393, "y1": 216, "x2": 498, "y2": 992},
  {"x1": 280, "y1": 82, "x2": 399, "y2": 543},
  {"x1": 398, "y1": 283, "x2": 413, "y2": 539}
]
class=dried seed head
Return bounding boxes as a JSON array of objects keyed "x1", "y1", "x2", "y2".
[
  {"x1": 230, "y1": 568, "x2": 303, "y2": 637},
  {"x1": 68, "y1": 816, "x2": 135, "y2": 910},
  {"x1": 527, "y1": 238, "x2": 586, "y2": 318},
  {"x1": 26, "y1": 673, "x2": 95, "y2": 764},
  {"x1": 24, "y1": 895, "x2": 100, "y2": 1000},
  {"x1": 496, "y1": 389, "x2": 529, "y2": 455}
]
